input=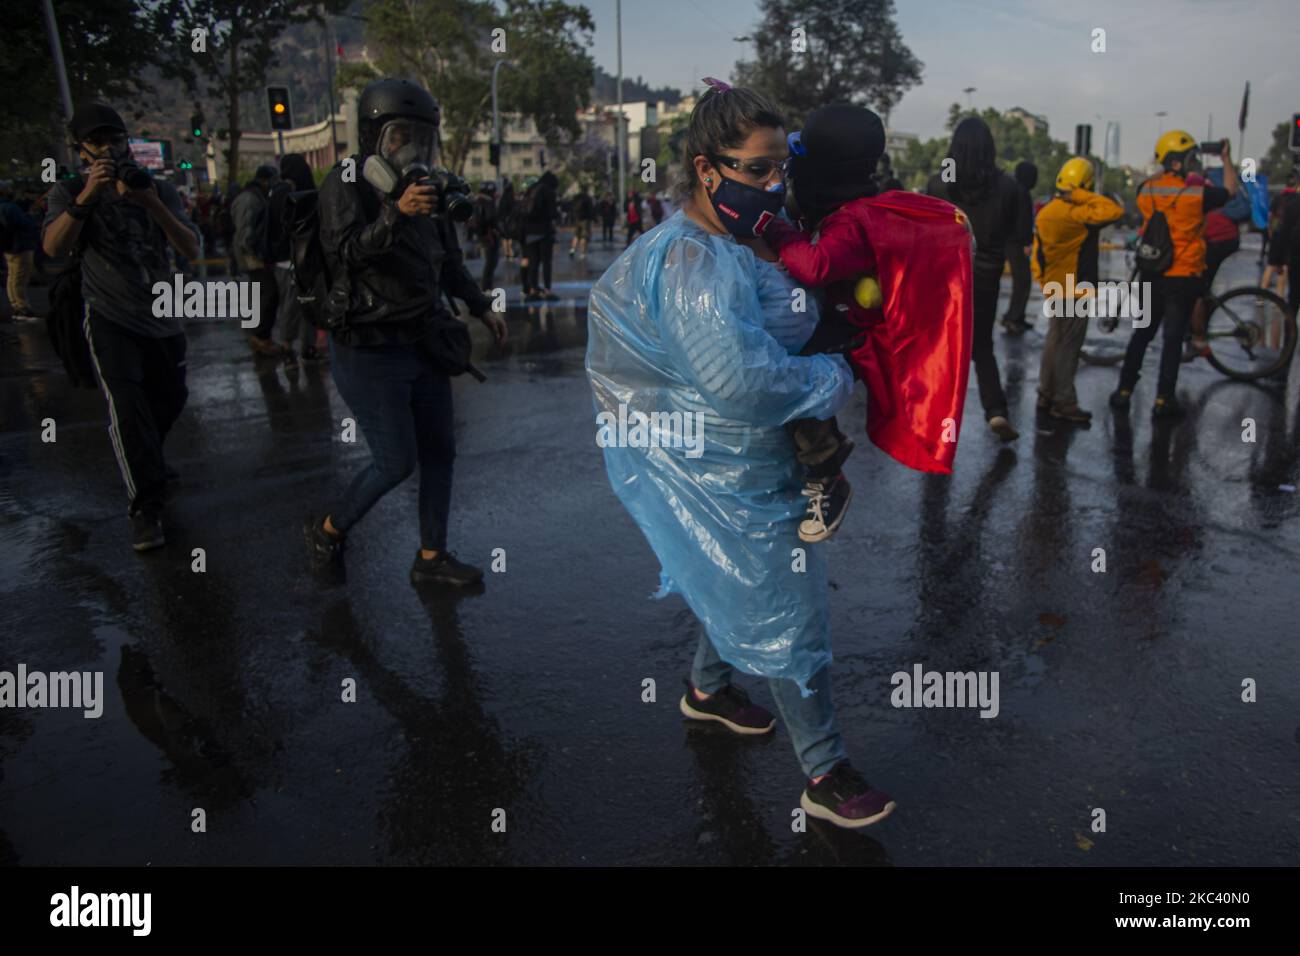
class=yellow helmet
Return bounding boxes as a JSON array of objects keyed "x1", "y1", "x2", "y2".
[
  {"x1": 1056, "y1": 157, "x2": 1094, "y2": 193},
  {"x1": 1155, "y1": 129, "x2": 1197, "y2": 165}
]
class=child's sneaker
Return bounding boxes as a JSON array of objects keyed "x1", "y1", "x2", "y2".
[
  {"x1": 801, "y1": 761, "x2": 896, "y2": 829},
  {"x1": 798, "y1": 474, "x2": 853, "y2": 543}
]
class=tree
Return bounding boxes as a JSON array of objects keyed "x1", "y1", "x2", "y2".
[
  {"x1": 732, "y1": 0, "x2": 922, "y2": 128},
  {"x1": 0, "y1": 0, "x2": 180, "y2": 172},
  {"x1": 346, "y1": 0, "x2": 596, "y2": 176},
  {"x1": 164, "y1": 0, "x2": 349, "y2": 188},
  {"x1": 1260, "y1": 120, "x2": 1297, "y2": 183}
]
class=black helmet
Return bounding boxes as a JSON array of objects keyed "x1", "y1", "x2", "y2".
[{"x1": 358, "y1": 78, "x2": 440, "y2": 156}]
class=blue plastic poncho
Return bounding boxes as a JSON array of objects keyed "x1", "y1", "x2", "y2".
[{"x1": 585, "y1": 211, "x2": 855, "y2": 694}]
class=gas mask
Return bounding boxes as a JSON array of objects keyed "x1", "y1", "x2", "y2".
[{"x1": 361, "y1": 118, "x2": 439, "y2": 197}]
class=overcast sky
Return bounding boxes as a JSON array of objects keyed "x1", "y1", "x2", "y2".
[{"x1": 586, "y1": 0, "x2": 1299, "y2": 168}]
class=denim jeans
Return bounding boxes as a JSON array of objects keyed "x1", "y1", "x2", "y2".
[
  {"x1": 328, "y1": 336, "x2": 455, "y2": 551},
  {"x1": 1118, "y1": 274, "x2": 1203, "y2": 399},
  {"x1": 691, "y1": 633, "x2": 847, "y2": 780}
]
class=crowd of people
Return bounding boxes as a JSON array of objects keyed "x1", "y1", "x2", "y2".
[{"x1": 8, "y1": 75, "x2": 1300, "y2": 834}]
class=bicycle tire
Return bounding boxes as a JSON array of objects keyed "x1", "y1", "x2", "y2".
[{"x1": 1203, "y1": 286, "x2": 1296, "y2": 381}]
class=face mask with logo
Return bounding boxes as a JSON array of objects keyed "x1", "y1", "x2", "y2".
[{"x1": 709, "y1": 174, "x2": 785, "y2": 238}]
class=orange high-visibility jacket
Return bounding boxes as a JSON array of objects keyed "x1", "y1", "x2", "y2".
[
  {"x1": 1136, "y1": 172, "x2": 1209, "y2": 277},
  {"x1": 1031, "y1": 188, "x2": 1126, "y2": 293}
]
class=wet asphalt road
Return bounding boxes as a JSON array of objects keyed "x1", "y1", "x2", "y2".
[{"x1": 1, "y1": 233, "x2": 1297, "y2": 867}]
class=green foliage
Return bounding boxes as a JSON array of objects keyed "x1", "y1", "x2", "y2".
[
  {"x1": 1260, "y1": 120, "x2": 1297, "y2": 183},
  {"x1": 732, "y1": 0, "x2": 922, "y2": 128},
  {"x1": 161, "y1": 0, "x2": 349, "y2": 187},
  {"x1": 0, "y1": 0, "x2": 182, "y2": 170},
  {"x1": 358, "y1": 0, "x2": 595, "y2": 175}
]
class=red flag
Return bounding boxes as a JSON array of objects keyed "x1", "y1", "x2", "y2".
[{"x1": 839, "y1": 192, "x2": 974, "y2": 473}]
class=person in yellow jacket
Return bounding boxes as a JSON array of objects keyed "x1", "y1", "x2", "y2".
[
  {"x1": 1031, "y1": 157, "x2": 1124, "y2": 423},
  {"x1": 1111, "y1": 131, "x2": 1238, "y2": 419}
]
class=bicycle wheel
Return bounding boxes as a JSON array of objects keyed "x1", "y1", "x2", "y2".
[
  {"x1": 1203, "y1": 286, "x2": 1296, "y2": 381},
  {"x1": 1078, "y1": 309, "x2": 1127, "y2": 367}
]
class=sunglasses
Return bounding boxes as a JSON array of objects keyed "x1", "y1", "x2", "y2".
[{"x1": 710, "y1": 154, "x2": 790, "y2": 180}]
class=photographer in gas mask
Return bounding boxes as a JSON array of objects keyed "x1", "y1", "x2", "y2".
[
  {"x1": 42, "y1": 102, "x2": 199, "y2": 552},
  {"x1": 304, "y1": 78, "x2": 506, "y2": 589}
]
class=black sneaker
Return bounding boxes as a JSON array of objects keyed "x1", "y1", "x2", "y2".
[
  {"x1": 304, "y1": 516, "x2": 345, "y2": 575},
  {"x1": 1152, "y1": 396, "x2": 1186, "y2": 419},
  {"x1": 798, "y1": 474, "x2": 853, "y2": 543},
  {"x1": 410, "y1": 550, "x2": 484, "y2": 588},
  {"x1": 801, "y1": 761, "x2": 896, "y2": 829},
  {"x1": 1109, "y1": 388, "x2": 1132, "y2": 410},
  {"x1": 130, "y1": 508, "x2": 165, "y2": 552},
  {"x1": 678, "y1": 680, "x2": 775, "y2": 735}
]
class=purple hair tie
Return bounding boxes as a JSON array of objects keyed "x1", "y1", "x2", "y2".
[{"x1": 702, "y1": 77, "x2": 732, "y2": 93}]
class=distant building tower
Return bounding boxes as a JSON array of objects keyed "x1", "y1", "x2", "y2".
[{"x1": 1104, "y1": 121, "x2": 1121, "y2": 167}]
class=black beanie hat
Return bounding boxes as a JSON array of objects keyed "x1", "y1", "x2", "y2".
[
  {"x1": 69, "y1": 102, "x2": 128, "y2": 143},
  {"x1": 1014, "y1": 160, "x2": 1039, "y2": 190},
  {"x1": 791, "y1": 103, "x2": 885, "y2": 223}
]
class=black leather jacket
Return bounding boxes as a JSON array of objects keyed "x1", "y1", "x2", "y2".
[{"x1": 318, "y1": 157, "x2": 491, "y2": 347}]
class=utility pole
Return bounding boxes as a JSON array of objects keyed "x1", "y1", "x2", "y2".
[
  {"x1": 41, "y1": 0, "x2": 75, "y2": 167},
  {"x1": 323, "y1": 16, "x2": 339, "y2": 162},
  {"x1": 616, "y1": 0, "x2": 625, "y2": 214}
]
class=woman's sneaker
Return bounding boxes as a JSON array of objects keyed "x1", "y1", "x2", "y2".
[
  {"x1": 304, "y1": 516, "x2": 345, "y2": 576},
  {"x1": 410, "y1": 550, "x2": 484, "y2": 587},
  {"x1": 679, "y1": 680, "x2": 775, "y2": 735},
  {"x1": 798, "y1": 474, "x2": 853, "y2": 543},
  {"x1": 801, "y1": 761, "x2": 896, "y2": 829}
]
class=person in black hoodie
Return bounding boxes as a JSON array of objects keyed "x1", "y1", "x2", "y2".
[
  {"x1": 927, "y1": 117, "x2": 1021, "y2": 441},
  {"x1": 1002, "y1": 160, "x2": 1037, "y2": 335},
  {"x1": 267, "y1": 153, "x2": 320, "y2": 366},
  {"x1": 303, "y1": 78, "x2": 507, "y2": 588},
  {"x1": 521, "y1": 170, "x2": 558, "y2": 300}
]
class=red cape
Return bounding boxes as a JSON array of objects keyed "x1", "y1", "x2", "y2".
[{"x1": 833, "y1": 192, "x2": 973, "y2": 474}]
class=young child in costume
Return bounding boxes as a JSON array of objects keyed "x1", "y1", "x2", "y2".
[{"x1": 763, "y1": 103, "x2": 975, "y2": 542}]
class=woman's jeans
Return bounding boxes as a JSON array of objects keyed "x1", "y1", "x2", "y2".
[
  {"x1": 328, "y1": 336, "x2": 456, "y2": 552},
  {"x1": 691, "y1": 633, "x2": 847, "y2": 780}
]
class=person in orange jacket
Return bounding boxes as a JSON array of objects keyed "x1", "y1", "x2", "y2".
[
  {"x1": 1030, "y1": 156, "x2": 1124, "y2": 423},
  {"x1": 1111, "y1": 131, "x2": 1237, "y2": 419}
]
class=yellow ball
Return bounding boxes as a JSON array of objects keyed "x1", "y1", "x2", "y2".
[{"x1": 854, "y1": 276, "x2": 882, "y2": 309}]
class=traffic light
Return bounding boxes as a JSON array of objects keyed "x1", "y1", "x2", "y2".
[
  {"x1": 1290, "y1": 114, "x2": 1300, "y2": 152},
  {"x1": 190, "y1": 111, "x2": 204, "y2": 140},
  {"x1": 178, "y1": 159, "x2": 193, "y2": 170},
  {"x1": 267, "y1": 86, "x2": 293, "y2": 131},
  {"x1": 1075, "y1": 123, "x2": 1092, "y2": 157},
  {"x1": 489, "y1": 141, "x2": 500, "y2": 167}
]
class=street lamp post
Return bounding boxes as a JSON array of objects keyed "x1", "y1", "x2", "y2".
[
  {"x1": 1156, "y1": 110, "x2": 1167, "y2": 137},
  {"x1": 41, "y1": 0, "x2": 74, "y2": 167},
  {"x1": 963, "y1": 87, "x2": 976, "y2": 111},
  {"x1": 492, "y1": 59, "x2": 516, "y2": 190},
  {"x1": 616, "y1": 0, "x2": 625, "y2": 214}
]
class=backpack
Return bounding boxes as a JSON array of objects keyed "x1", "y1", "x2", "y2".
[
  {"x1": 1135, "y1": 179, "x2": 1187, "y2": 275},
  {"x1": 40, "y1": 178, "x2": 98, "y2": 388},
  {"x1": 283, "y1": 187, "x2": 346, "y2": 331}
]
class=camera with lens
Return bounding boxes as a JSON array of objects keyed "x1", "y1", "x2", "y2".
[
  {"x1": 114, "y1": 156, "x2": 152, "y2": 191},
  {"x1": 408, "y1": 166, "x2": 473, "y2": 223},
  {"x1": 1198, "y1": 141, "x2": 1224, "y2": 156}
]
